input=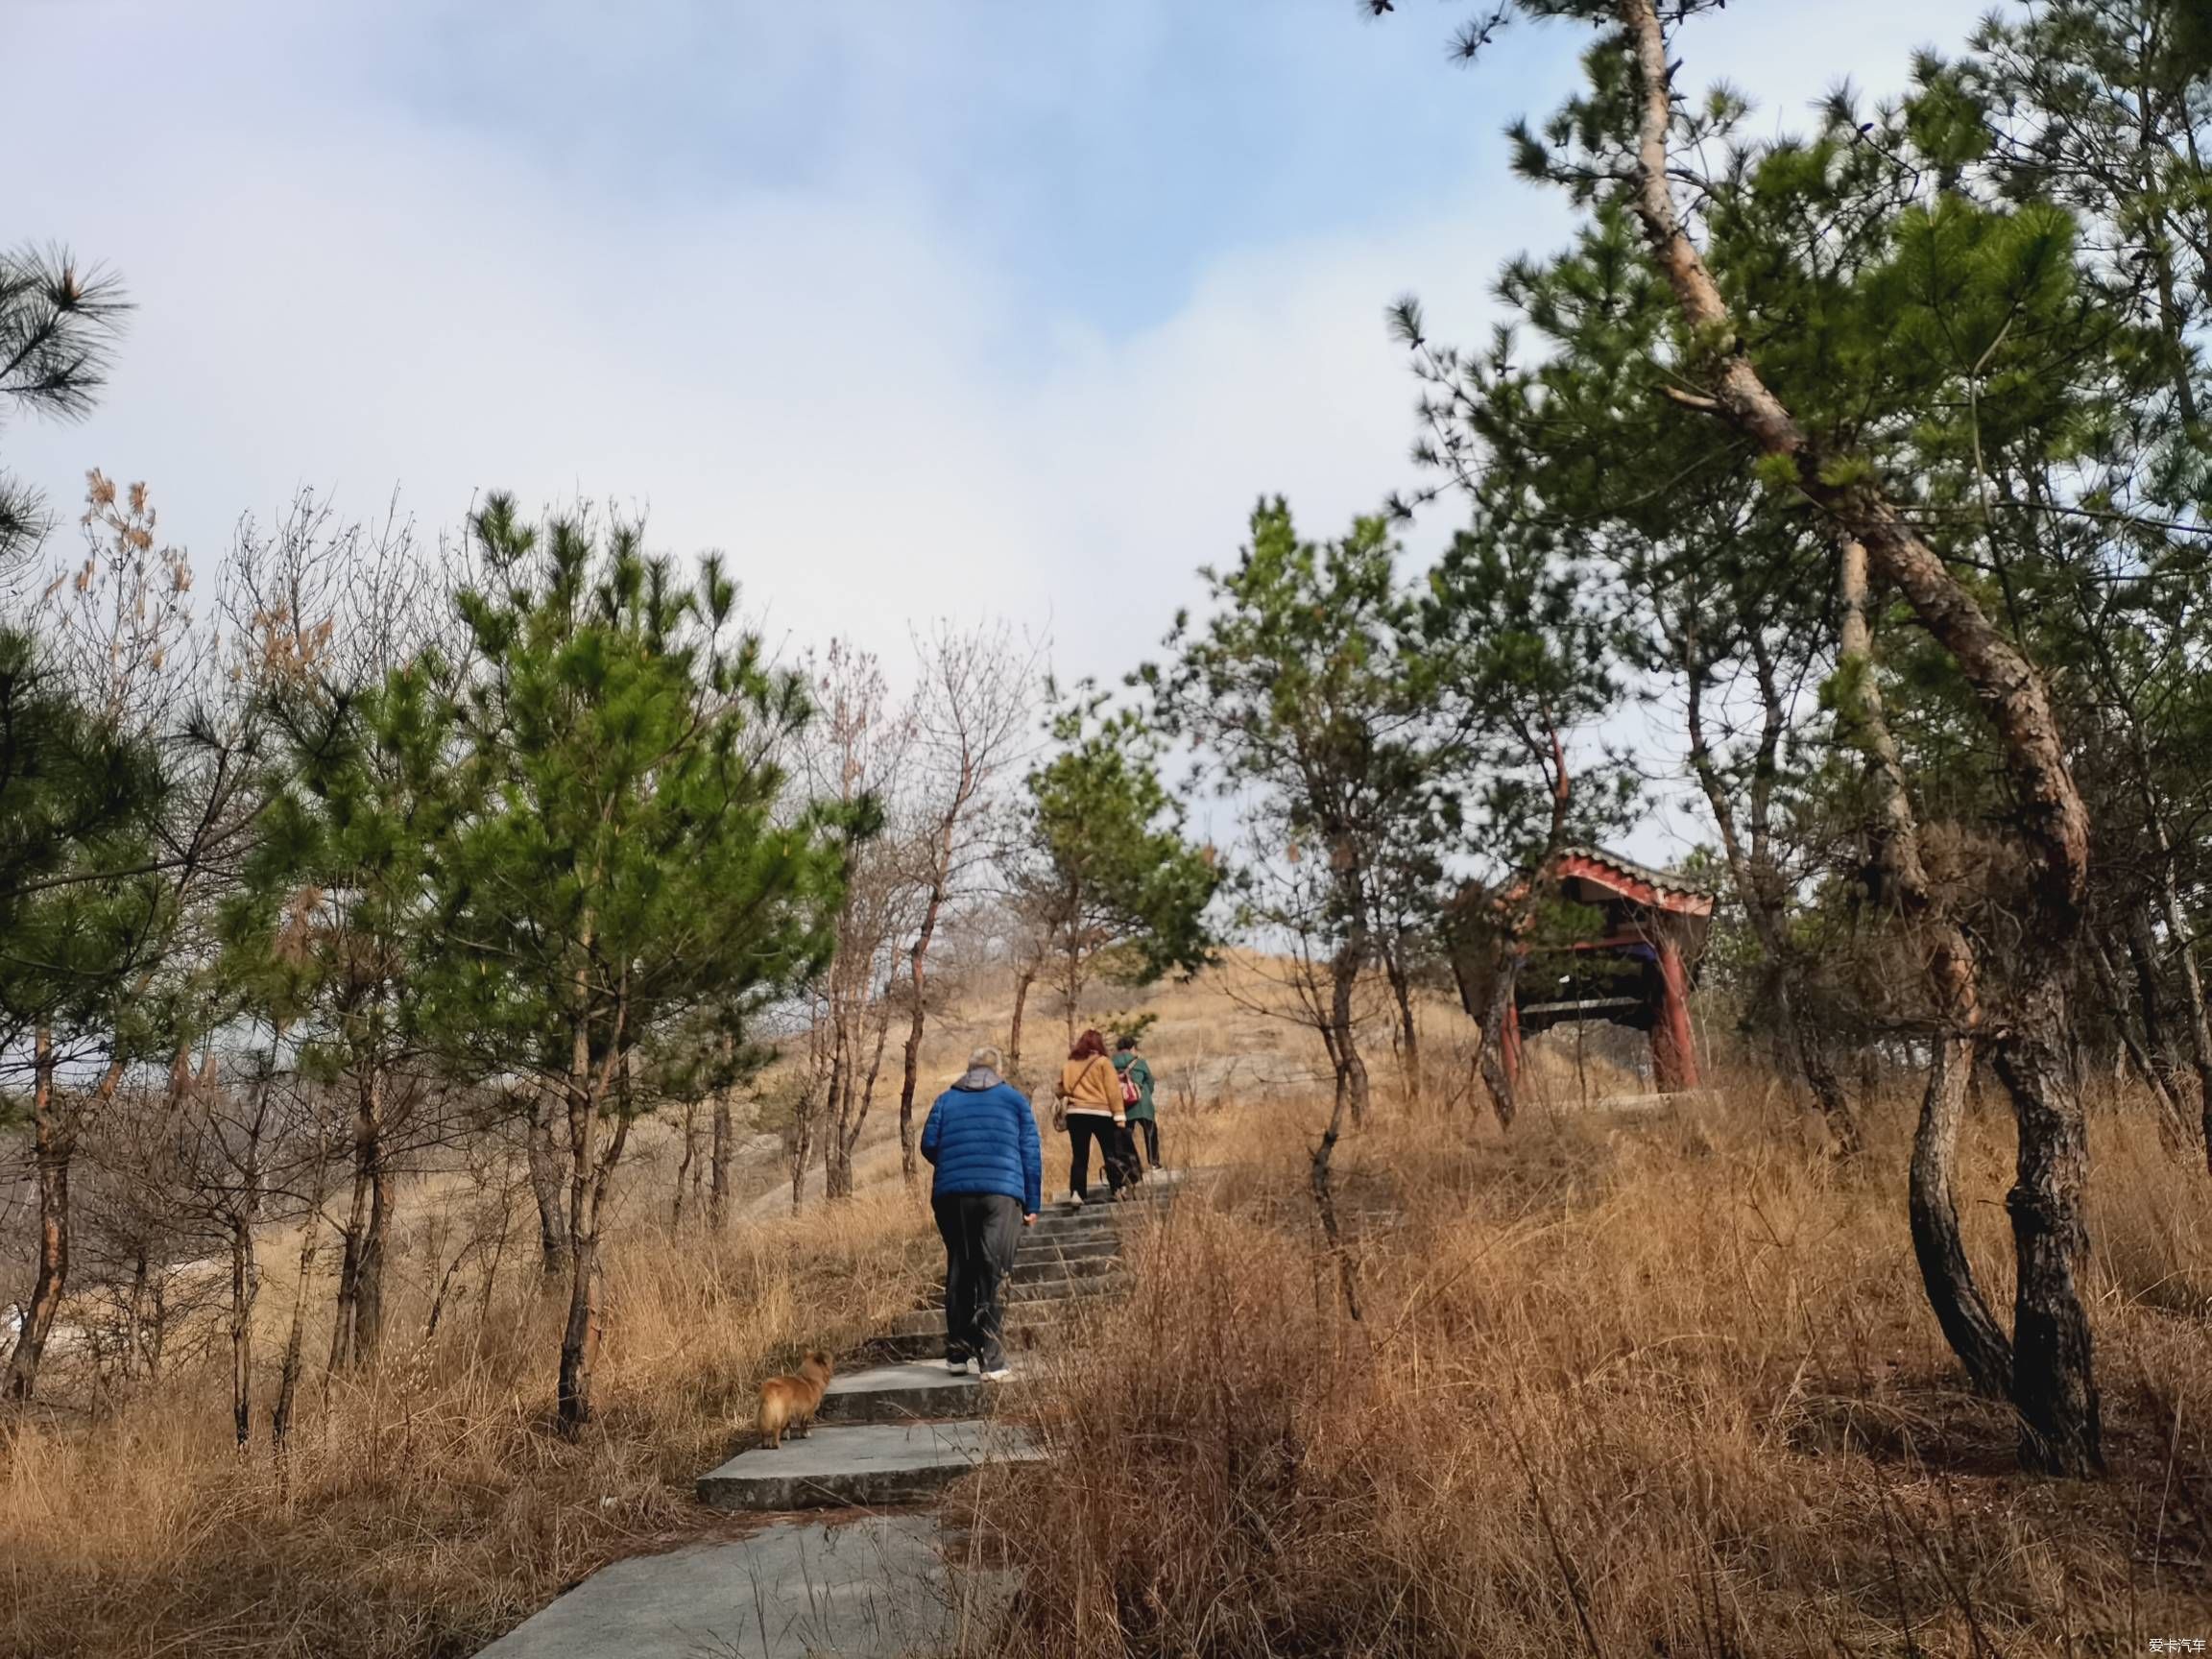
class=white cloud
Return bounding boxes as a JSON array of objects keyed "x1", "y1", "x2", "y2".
[{"x1": 7, "y1": 0, "x2": 1992, "y2": 870}]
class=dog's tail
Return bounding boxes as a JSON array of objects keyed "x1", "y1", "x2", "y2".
[{"x1": 757, "y1": 1380, "x2": 787, "y2": 1445}]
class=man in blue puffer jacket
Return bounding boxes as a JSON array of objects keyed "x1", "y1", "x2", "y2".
[{"x1": 919, "y1": 1045, "x2": 1041, "y2": 1380}]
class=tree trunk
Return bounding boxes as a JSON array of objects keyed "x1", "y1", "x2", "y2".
[
  {"x1": 273, "y1": 1202, "x2": 320, "y2": 1455},
  {"x1": 329, "y1": 1067, "x2": 388, "y2": 1367},
  {"x1": 2093, "y1": 936, "x2": 2192, "y2": 1145},
  {"x1": 2124, "y1": 909, "x2": 2176, "y2": 1082},
  {"x1": 228, "y1": 1216, "x2": 256, "y2": 1449},
  {"x1": 1007, "y1": 958, "x2": 1037, "y2": 1084},
  {"x1": 5, "y1": 1028, "x2": 64, "y2": 1403},
  {"x1": 1382, "y1": 941, "x2": 1423, "y2": 1106},
  {"x1": 124, "y1": 1248, "x2": 152, "y2": 1386},
  {"x1": 1310, "y1": 1060, "x2": 1361, "y2": 1323},
  {"x1": 845, "y1": 997, "x2": 896, "y2": 1196},
  {"x1": 709, "y1": 1099, "x2": 733, "y2": 1232},
  {"x1": 1476, "y1": 952, "x2": 1521, "y2": 1130},
  {"x1": 1993, "y1": 990, "x2": 2103, "y2": 1472},
  {"x1": 1328, "y1": 942, "x2": 1371, "y2": 1129},
  {"x1": 357, "y1": 1154, "x2": 389, "y2": 1366},
  {"x1": 526, "y1": 1083, "x2": 570, "y2": 1279},
  {"x1": 1622, "y1": 0, "x2": 2100, "y2": 1473},
  {"x1": 1910, "y1": 1032, "x2": 2014, "y2": 1397},
  {"x1": 556, "y1": 1229, "x2": 602, "y2": 1434},
  {"x1": 557, "y1": 1101, "x2": 628, "y2": 1437},
  {"x1": 673, "y1": 1101, "x2": 700, "y2": 1231},
  {"x1": 1839, "y1": 537, "x2": 2013, "y2": 1398},
  {"x1": 897, "y1": 833, "x2": 958, "y2": 1183},
  {"x1": 2135, "y1": 765, "x2": 2212, "y2": 1167}
]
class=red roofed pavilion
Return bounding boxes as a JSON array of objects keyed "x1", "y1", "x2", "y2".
[{"x1": 1452, "y1": 845, "x2": 1716, "y2": 1094}]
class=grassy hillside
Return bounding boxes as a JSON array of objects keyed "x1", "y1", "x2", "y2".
[{"x1": 2, "y1": 970, "x2": 2206, "y2": 1655}]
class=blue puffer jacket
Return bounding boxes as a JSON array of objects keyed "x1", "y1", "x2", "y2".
[{"x1": 920, "y1": 1068, "x2": 1042, "y2": 1214}]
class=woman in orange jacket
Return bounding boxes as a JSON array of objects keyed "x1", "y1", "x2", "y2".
[{"x1": 1057, "y1": 1027, "x2": 1131, "y2": 1204}]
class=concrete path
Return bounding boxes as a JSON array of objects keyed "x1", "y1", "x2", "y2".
[
  {"x1": 472, "y1": 1515, "x2": 1013, "y2": 1659},
  {"x1": 475, "y1": 1167, "x2": 1190, "y2": 1658}
]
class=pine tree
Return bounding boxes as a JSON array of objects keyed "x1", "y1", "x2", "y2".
[
  {"x1": 0, "y1": 246, "x2": 128, "y2": 571},
  {"x1": 1369, "y1": 0, "x2": 2113, "y2": 1474},
  {"x1": 432, "y1": 495, "x2": 850, "y2": 1433},
  {"x1": 1009, "y1": 686, "x2": 1218, "y2": 1079}
]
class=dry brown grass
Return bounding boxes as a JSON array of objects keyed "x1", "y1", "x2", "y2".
[
  {"x1": 971, "y1": 1077, "x2": 2212, "y2": 1656},
  {"x1": 8, "y1": 970, "x2": 2211, "y2": 1658},
  {"x1": 0, "y1": 1190, "x2": 934, "y2": 1659}
]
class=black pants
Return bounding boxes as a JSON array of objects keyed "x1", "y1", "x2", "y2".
[
  {"x1": 1129, "y1": 1117, "x2": 1159, "y2": 1170},
  {"x1": 933, "y1": 1192, "x2": 1022, "y2": 1370},
  {"x1": 1066, "y1": 1115, "x2": 1131, "y2": 1200}
]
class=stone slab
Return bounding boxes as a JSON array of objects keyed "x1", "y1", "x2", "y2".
[
  {"x1": 947, "y1": 1256, "x2": 1123, "y2": 1291},
  {"x1": 881, "y1": 1296, "x2": 1089, "y2": 1340},
  {"x1": 816, "y1": 1360, "x2": 984, "y2": 1425},
  {"x1": 942, "y1": 1274, "x2": 1123, "y2": 1309},
  {"x1": 698, "y1": 1420, "x2": 1045, "y2": 1512},
  {"x1": 1000, "y1": 1249, "x2": 1121, "y2": 1280},
  {"x1": 1016, "y1": 1236, "x2": 1120, "y2": 1263},
  {"x1": 872, "y1": 1323, "x2": 1052, "y2": 1365},
  {"x1": 473, "y1": 1513, "x2": 1012, "y2": 1659}
]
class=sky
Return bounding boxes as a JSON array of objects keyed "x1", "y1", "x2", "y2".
[{"x1": 8, "y1": 0, "x2": 1994, "y2": 862}]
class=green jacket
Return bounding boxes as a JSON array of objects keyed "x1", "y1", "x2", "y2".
[{"x1": 1112, "y1": 1052, "x2": 1156, "y2": 1120}]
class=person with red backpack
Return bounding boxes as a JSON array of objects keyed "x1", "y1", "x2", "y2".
[{"x1": 1112, "y1": 1033, "x2": 1158, "y2": 1174}]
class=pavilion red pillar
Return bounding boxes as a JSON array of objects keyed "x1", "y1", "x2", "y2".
[
  {"x1": 1649, "y1": 932, "x2": 1699, "y2": 1092},
  {"x1": 1500, "y1": 997, "x2": 1523, "y2": 1092}
]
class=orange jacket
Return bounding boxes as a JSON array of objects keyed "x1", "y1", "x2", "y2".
[{"x1": 1058, "y1": 1055, "x2": 1125, "y2": 1121}]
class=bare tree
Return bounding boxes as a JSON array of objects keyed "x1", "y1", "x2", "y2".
[
  {"x1": 799, "y1": 643, "x2": 921, "y2": 1201},
  {"x1": 891, "y1": 622, "x2": 1036, "y2": 1178}
]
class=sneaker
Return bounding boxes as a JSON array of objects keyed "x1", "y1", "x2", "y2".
[
  {"x1": 945, "y1": 1358, "x2": 971, "y2": 1375},
  {"x1": 1066, "y1": 1192, "x2": 1086, "y2": 1208},
  {"x1": 978, "y1": 1363, "x2": 1016, "y2": 1382}
]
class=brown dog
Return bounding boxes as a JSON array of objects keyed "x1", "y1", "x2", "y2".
[{"x1": 756, "y1": 1350, "x2": 835, "y2": 1450}]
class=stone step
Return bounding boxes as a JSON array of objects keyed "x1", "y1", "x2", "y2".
[
  {"x1": 1031, "y1": 1210, "x2": 1120, "y2": 1234},
  {"x1": 945, "y1": 1252, "x2": 1120, "y2": 1287},
  {"x1": 942, "y1": 1274, "x2": 1123, "y2": 1309},
  {"x1": 697, "y1": 1420, "x2": 1045, "y2": 1511},
  {"x1": 1018, "y1": 1236, "x2": 1120, "y2": 1262},
  {"x1": 870, "y1": 1308, "x2": 1065, "y2": 1364},
  {"x1": 816, "y1": 1359, "x2": 985, "y2": 1425}
]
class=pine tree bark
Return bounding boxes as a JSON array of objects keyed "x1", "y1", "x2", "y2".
[
  {"x1": 556, "y1": 974, "x2": 630, "y2": 1436},
  {"x1": 526, "y1": 1083, "x2": 570, "y2": 1279},
  {"x1": 2128, "y1": 735, "x2": 2212, "y2": 1167},
  {"x1": 228, "y1": 1216, "x2": 256, "y2": 1449},
  {"x1": 1476, "y1": 953, "x2": 1522, "y2": 1129},
  {"x1": 2123, "y1": 910, "x2": 2179, "y2": 1087},
  {"x1": 4, "y1": 1028, "x2": 64, "y2": 1402},
  {"x1": 1618, "y1": 0, "x2": 2099, "y2": 1471},
  {"x1": 272, "y1": 1192, "x2": 321, "y2": 1455},
  {"x1": 1842, "y1": 541, "x2": 2015, "y2": 1402},
  {"x1": 1382, "y1": 940, "x2": 1423, "y2": 1106},
  {"x1": 327, "y1": 1068, "x2": 389, "y2": 1368},
  {"x1": 673, "y1": 1102, "x2": 700, "y2": 1231},
  {"x1": 708, "y1": 1098, "x2": 733, "y2": 1232},
  {"x1": 1328, "y1": 939, "x2": 1372, "y2": 1130}
]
